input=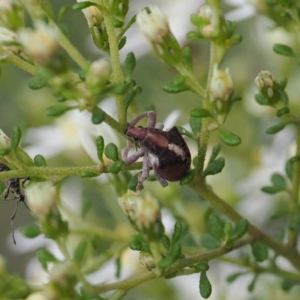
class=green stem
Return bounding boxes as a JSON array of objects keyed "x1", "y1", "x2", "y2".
[
  {"x1": 192, "y1": 183, "x2": 300, "y2": 270},
  {"x1": 96, "y1": 237, "x2": 250, "y2": 292},
  {"x1": 288, "y1": 128, "x2": 300, "y2": 246},
  {"x1": 102, "y1": 7, "x2": 126, "y2": 128},
  {"x1": 5, "y1": 55, "x2": 37, "y2": 75}
]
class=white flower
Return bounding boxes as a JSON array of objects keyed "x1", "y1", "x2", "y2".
[
  {"x1": 136, "y1": 6, "x2": 170, "y2": 44},
  {"x1": 85, "y1": 59, "x2": 111, "y2": 90},
  {"x1": 18, "y1": 21, "x2": 59, "y2": 63},
  {"x1": 77, "y1": 0, "x2": 102, "y2": 26}
]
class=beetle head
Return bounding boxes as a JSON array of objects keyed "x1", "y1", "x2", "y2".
[{"x1": 126, "y1": 126, "x2": 148, "y2": 142}]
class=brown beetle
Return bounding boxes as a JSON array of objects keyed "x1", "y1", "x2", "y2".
[{"x1": 123, "y1": 111, "x2": 191, "y2": 190}]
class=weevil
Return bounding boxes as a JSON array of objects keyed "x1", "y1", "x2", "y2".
[
  {"x1": 122, "y1": 111, "x2": 191, "y2": 190},
  {"x1": 0, "y1": 163, "x2": 30, "y2": 244}
]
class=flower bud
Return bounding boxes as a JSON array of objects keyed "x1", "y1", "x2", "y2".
[
  {"x1": 118, "y1": 191, "x2": 164, "y2": 239},
  {"x1": 17, "y1": 21, "x2": 59, "y2": 64},
  {"x1": 0, "y1": 0, "x2": 24, "y2": 30},
  {"x1": 137, "y1": 6, "x2": 182, "y2": 66},
  {"x1": 139, "y1": 251, "x2": 156, "y2": 270},
  {"x1": 210, "y1": 65, "x2": 234, "y2": 101},
  {"x1": 254, "y1": 70, "x2": 276, "y2": 97},
  {"x1": 25, "y1": 182, "x2": 56, "y2": 219},
  {"x1": 85, "y1": 59, "x2": 111, "y2": 92},
  {"x1": 77, "y1": 0, "x2": 109, "y2": 52},
  {"x1": 0, "y1": 27, "x2": 22, "y2": 57}
]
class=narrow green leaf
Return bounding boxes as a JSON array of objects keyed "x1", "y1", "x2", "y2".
[
  {"x1": 158, "y1": 243, "x2": 181, "y2": 269},
  {"x1": 273, "y1": 43, "x2": 295, "y2": 57},
  {"x1": 118, "y1": 36, "x2": 127, "y2": 50},
  {"x1": 74, "y1": 240, "x2": 88, "y2": 263},
  {"x1": 209, "y1": 214, "x2": 224, "y2": 241},
  {"x1": 199, "y1": 271, "x2": 212, "y2": 299},
  {"x1": 128, "y1": 173, "x2": 138, "y2": 191},
  {"x1": 91, "y1": 107, "x2": 106, "y2": 124},
  {"x1": 276, "y1": 107, "x2": 289, "y2": 117},
  {"x1": 182, "y1": 46, "x2": 193, "y2": 72},
  {"x1": 285, "y1": 159, "x2": 293, "y2": 180},
  {"x1": 57, "y1": 5, "x2": 70, "y2": 23},
  {"x1": 251, "y1": 241, "x2": 268, "y2": 262},
  {"x1": 180, "y1": 169, "x2": 195, "y2": 185},
  {"x1": 209, "y1": 144, "x2": 221, "y2": 163},
  {"x1": 34, "y1": 154, "x2": 47, "y2": 167},
  {"x1": 161, "y1": 235, "x2": 171, "y2": 250},
  {"x1": 218, "y1": 128, "x2": 241, "y2": 146},
  {"x1": 96, "y1": 136, "x2": 105, "y2": 163},
  {"x1": 20, "y1": 224, "x2": 41, "y2": 238},
  {"x1": 226, "y1": 272, "x2": 246, "y2": 283},
  {"x1": 124, "y1": 52, "x2": 136, "y2": 78},
  {"x1": 80, "y1": 171, "x2": 99, "y2": 178},
  {"x1": 266, "y1": 122, "x2": 287, "y2": 134},
  {"x1": 171, "y1": 221, "x2": 182, "y2": 245},
  {"x1": 248, "y1": 273, "x2": 259, "y2": 292},
  {"x1": 73, "y1": 1, "x2": 96, "y2": 10},
  {"x1": 163, "y1": 76, "x2": 190, "y2": 93},
  {"x1": 227, "y1": 219, "x2": 248, "y2": 245},
  {"x1": 176, "y1": 126, "x2": 196, "y2": 140},
  {"x1": 11, "y1": 126, "x2": 21, "y2": 150},
  {"x1": 112, "y1": 18, "x2": 123, "y2": 28},
  {"x1": 45, "y1": 105, "x2": 72, "y2": 117},
  {"x1": 108, "y1": 160, "x2": 123, "y2": 174},
  {"x1": 37, "y1": 248, "x2": 56, "y2": 270},
  {"x1": 204, "y1": 157, "x2": 225, "y2": 176},
  {"x1": 191, "y1": 108, "x2": 213, "y2": 118},
  {"x1": 105, "y1": 143, "x2": 119, "y2": 161}
]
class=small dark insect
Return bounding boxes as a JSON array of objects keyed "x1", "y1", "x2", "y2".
[
  {"x1": 122, "y1": 111, "x2": 191, "y2": 190},
  {"x1": 0, "y1": 162, "x2": 30, "y2": 244}
]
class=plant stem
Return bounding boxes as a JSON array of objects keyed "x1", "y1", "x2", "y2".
[{"x1": 192, "y1": 182, "x2": 300, "y2": 270}]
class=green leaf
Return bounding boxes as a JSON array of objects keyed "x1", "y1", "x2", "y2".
[
  {"x1": 226, "y1": 272, "x2": 246, "y2": 283},
  {"x1": 191, "y1": 108, "x2": 213, "y2": 118},
  {"x1": 128, "y1": 173, "x2": 138, "y2": 191},
  {"x1": 180, "y1": 169, "x2": 195, "y2": 185},
  {"x1": 163, "y1": 76, "x2": 190, "y2": 93},
  {"x1": 171, "y1": 221, "x2": 182, "y2": 245},
  {"x1": 276, "y1": 107, "x2": 289, "y2": 117},
  {"x1": 248, "y1": 273, "x2": 259, "y2": 292},
  {"x1": 118, "y1": 36, "x2": 127, "y2": 50},
  {"x1": 37, "y1": 248, "x2": 56, "y2": 270},
  {"x1": 209, "y1": 144, "x2": 221, "y2": 163},
  {"x1": 108, "y1": 160, "x2": 123, "y2": 174},
  {"x1": 74, "y1": 240, "x2": 88, "y2": 263},
  {"x1": 161, "y1": 235, "x2": 171, "y2": 250},
  {"x1": 91, "y1": 107, "x2": 106, "y2": 124},
  {"x1": 105, "y1": 143, "x2": 119, "y2": 161},
  {"x1": 11, "y1": 126, "x2": 21, "y2": 150},
  {"x1": 273, "y1": 43, "x2": 295, "y2": 57},
  {"x1": 204, "y1": 157, "x2": 225, "y2": 176},
  {"x1": 285, "y1": 159, "x2": 293, "y2": 180},
  {"x1": 34, "y1": 154, "x2": 47, "y2": 167},
  {"x1": 158, "y1": 243, "x2": 181, "y2": 269},
  {"x1": 189, "y1": 116, "x2": 202, "y2": 134},
  {"x1": 199, "y1": 271, "x2": 212, "y2": 299},
  {"x1": 251, "y1": 241, "x2": 268, "y2": 262},
  {"x1": 266, "y1": 122, "x2": 287, "y2": 134},
  {"x1": 261, "y1": 186, "x2": 280, "y2": 194},
  {"x1": 80, "y1": 171, "x2": 99, "y2": 178},
  {"x1": 124, "y1": 85, "x2": 142, "y2": 110},
  {"x1": 227, "y1": 219, "x2": 248, "y2": 246},
  {"x1": 57, "y1": 5, "x2": 70, "y2": 23},
  {"x1": 20, "y1": 224, "x2": 41, "y2": 238},
  {"x1": 0, "y1": 148, "x2": 10, "y2": 155},
  {"x1": 281, "y1": 278, "x2": 300, "y2": 291},
  {"x1": 112, "y1": 18, "x2": 124, "y2": 28},
  {"x1": 124, "y1": 52, "x2": 136, "y2": 78},
  {"x1": 96, "y1": 136, "x2": 105, "y2": 163},
  {"x1": 208, "y1": 214, "x2": 224, "y2": 241},
  {"x1": 200, "y1": 233, "x2": 221, "y2": 249},
  {"x1": 271, "y1": 173, "x2": 287, "y2": 190},
  {"x1": 73, "y1": 1, "x2": 96, "y2": 10},
  {"x1": 28, "y1": 76, "x2": 47, "y2": 90},
  {"x1": 45, "y1": 105, "x2": 72, "y2": 117},
  {"x1": 255, "y1": 93, "x2": 269, "y2": 105},
  {"x1": 176, "y1": 126, "x2": 196, "y2": 140},
  {"x1": 218, "y1": 128, "x2": 241, "y2": 146},
  {"x1": 182, "y1": 46, "x2": 193, "y2": 72}
]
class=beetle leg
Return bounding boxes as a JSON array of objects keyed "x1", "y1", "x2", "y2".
[
  {"x1": 153, "y1": 168, "x2": 168, "y2": 188},
  {"x1": 122, "y1": 142, "x2": 145, "y2": 165},
  {"x1": 136, "y1": 152, "x2": 151, "y2": 190},
  {"x1": 2, "y1": 181, "x2": 12, "y2": 200},
  {"x1": 128, "y1": 111, "x2": 156, "y2": 128}
]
